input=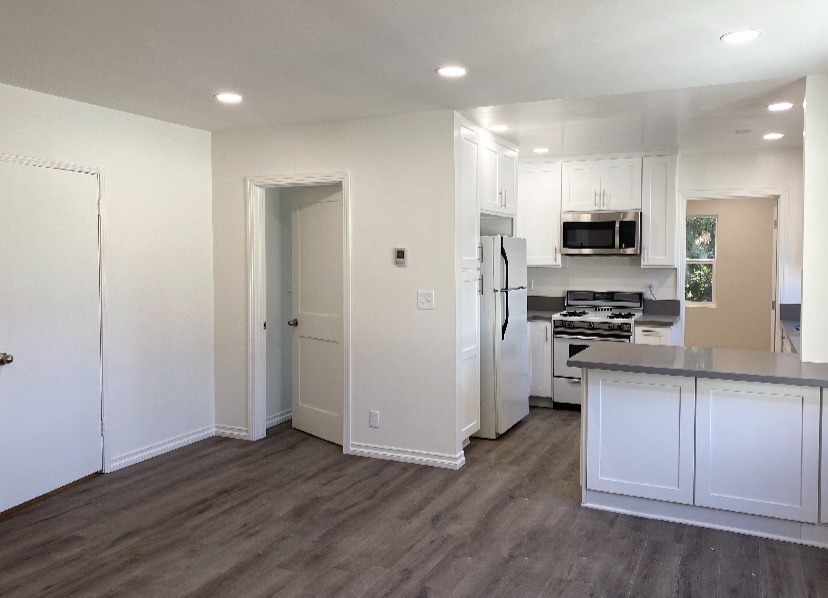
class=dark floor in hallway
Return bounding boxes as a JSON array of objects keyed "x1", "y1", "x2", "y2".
[{"x1": 1, "y1": 407, "x2": 827, "y2": 597}]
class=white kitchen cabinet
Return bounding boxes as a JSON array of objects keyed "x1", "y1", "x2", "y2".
[
  {"x1": 517, "y1": 164, "x2": 562, "y2": 267},
  {"x1": 695, "y1": 378, "x2": 820, "y2": 523},
  {"x1": 562, "y1": 158, "x2": 642, "y2": 212},
  {"x1": 529, "y1": 321, "x2": 552, "y2": 398},
  {"x1": 480, "y1": 138, "x2": 519, "y2": 217},
  {"x1": 634, "y1": 325, "x2": 670, "y2": 345},
  {"x1": 822, "y1": 390, "x2": 828, "y2": 524},
  {"x1": 586, "y1": 370, "x2": 695, "y2": 504},
  {"x1": 460, "y1": 269, "x2": 481, "y2": 440},
  {"x1": 459, "y1": 125, "x2": 482, "y2": 270},
  {"x1": 641, "y1": 156, "x2": 678, "y2": 267}
]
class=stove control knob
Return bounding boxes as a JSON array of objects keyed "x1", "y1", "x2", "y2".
[
  {"x1": 608, "y1": 324, "x2": 615, "y2": 330},
  {"x1": 588, "y1": 322, "x2": 595, "y2": 329}
]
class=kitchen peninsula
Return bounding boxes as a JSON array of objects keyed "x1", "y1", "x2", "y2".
[{"x1": 570, "y1": 342, "x2": 828, "y2": 548}]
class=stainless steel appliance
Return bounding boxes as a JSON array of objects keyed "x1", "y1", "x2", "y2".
[
  {"x1": 560, "y1": 211, "x2": 641, "y2": 255},
  {"x1": 551, "y1": 290, "x2": 643, "y2": 405},
  {"x1": 475, "y1": 236, "x2": 530, "y2": 439}
]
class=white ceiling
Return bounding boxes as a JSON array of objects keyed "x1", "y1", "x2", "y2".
[{"x1": 0, "y1": 0, "x2": 825, "y2": 153}]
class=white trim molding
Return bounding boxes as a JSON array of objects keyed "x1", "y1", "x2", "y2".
[
  {"x1": 245, "y1": 172, "x2": 353, "y2": 454},
  {"x1": 215, "y1": 424, "x2": 249, "y2": 440},
  {"x1": 351, "y1": 443, "x2": 466, "y2": 470},
  {"x1": 267, "y1": 409, "x2": 292, "y2": 428},
  {"x1": 109, "y1": 426, "x2": 214, "y2": 472}
]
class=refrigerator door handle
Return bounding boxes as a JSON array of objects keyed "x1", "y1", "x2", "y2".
[
  {"x1": 502, "y1": 288, "x2": 509, "y2": 340},
  {"x1": 501, "y1": 239, "x2": 509, "y2": 291}
]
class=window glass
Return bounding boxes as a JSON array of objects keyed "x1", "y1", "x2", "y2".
[
  {"x1": 686, "y1": 217, "x2": 716, "y2": 259},
  {"x1": 685, "y1": 263, "x2": 713, "y2": 302},
  {"x1": 685, "y1": 216, "x2": 716, "y2": 304}
]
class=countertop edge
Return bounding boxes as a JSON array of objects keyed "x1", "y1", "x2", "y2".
[{"x1": 568, "y1": 360, "x2": 827, "y2": 388}]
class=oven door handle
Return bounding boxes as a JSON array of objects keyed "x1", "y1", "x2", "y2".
[{"x1": 553, "y1": 335, "x2": 629, "y2": 342}]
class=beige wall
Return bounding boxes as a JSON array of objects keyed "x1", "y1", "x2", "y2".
[
  {"x1": 212, "y1": 111, "x2": 463, "y2": 459},
  {"x1": 685, "y1": 198, "x2": 776, "y2": 351},
  {"x1": 0, "y1": 83, "x2": 215, "y2": 469},
  {"x1": 802, "y1": 74, "x2": 828, "y2": 363}
]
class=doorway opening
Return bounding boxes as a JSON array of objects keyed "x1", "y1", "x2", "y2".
[
  {"x1": 246, "y1": 173, "x2": 351, "y2": 451},
  {"x1": 679, "y1": 192, "x2": 782, "y2": 352}
]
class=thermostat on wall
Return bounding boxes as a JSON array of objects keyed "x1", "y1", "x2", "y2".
[{"x1": 394, "y1": 248, "x2": 407, "y2": 267}]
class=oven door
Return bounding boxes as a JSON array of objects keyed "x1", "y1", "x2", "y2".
[{"x1": 553, "y1": 335, "x2": 627, "y2": 378}]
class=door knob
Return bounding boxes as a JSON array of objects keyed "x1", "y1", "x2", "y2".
[
  {"x1": 287, "y1": 319, "x2": 299, "y2": 327},
  {"x1": 0, "y1": 353, "x2": 13, "y2": 366}
]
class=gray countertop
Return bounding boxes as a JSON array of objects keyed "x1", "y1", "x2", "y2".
[
  {"x1": 568, "y1": 342, "x2": 828, "y2": 387},
  {"x1": 781, "y1": 319, "x2": 801, "y2": 354}
]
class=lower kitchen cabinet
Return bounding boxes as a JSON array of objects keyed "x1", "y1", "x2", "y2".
[
  {"x1": 695, "y1": 378, "x2": 820, "y2": 523},
  {"x1": 586, "y1": 370, "x2": 695, "y2": 504},
  {"x1": 460, "y1": 269, "x2": 481, "y2": 440},
  {"x1": 529, "y1": 321, "x2": 552, "y2": 398},
  {"x1": 823, "y1": 394, "x2": 828, "y2": 524},
  {"x1": 633, "y1": 325, "x2": 670, "y2": 345}
]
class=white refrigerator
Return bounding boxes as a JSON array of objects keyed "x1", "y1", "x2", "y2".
[{"x1": 475, "y1": 236, "x2": 530, "y2": 439}]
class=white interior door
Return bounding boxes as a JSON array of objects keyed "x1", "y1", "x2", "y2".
[
  {"x1": 290, "y1": 185, "x2": 344, "y2": 445},
  {"x1": 0, "y1": 160, "x2": 101, "y2": 512}
]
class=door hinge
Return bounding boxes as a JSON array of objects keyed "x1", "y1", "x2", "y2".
[
  {"x1": 478, "y1": 243, "x2": 483, "y2": 262},
  {"x1": 101, "y1": 420, "x2": 105, "y2": 436},
  {"x1": 264, "y1": 321, "x2": 267, "y2": 330},
  {"x1": 771, "y1": 300, "x2": 776, "y2": 311},
  {"x1": 478, "y1": 274, "x2": 483, "y2": 295},
  {"x1": 773, "y1": 219, "x2": 778, "y2": 230}
]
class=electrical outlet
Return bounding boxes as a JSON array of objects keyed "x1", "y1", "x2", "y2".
[{"x1": 369, "y1": 410, "x2": 380, "y2": 428}]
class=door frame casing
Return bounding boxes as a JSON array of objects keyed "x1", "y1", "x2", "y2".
[
  {"x1": 678, "y1": 188, "x2": 786, "y2": 351},
  {"x1": 245, "y1": 172, "x2": 352, "y2": 450},
  {"x1": 0, "y1": 152, "x2": 110, "y2": 472}
]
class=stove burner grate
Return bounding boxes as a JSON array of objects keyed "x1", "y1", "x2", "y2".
[
  {"x1": 559, "y1": 310, "x2": 588, "y2": 318},
  {"x1": 607, "y1": 312, "x2": 636, "y2": 320}
]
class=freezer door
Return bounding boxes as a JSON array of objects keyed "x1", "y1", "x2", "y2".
[
  {"x1": 500, "y1": 236, "x2": 527, "y2": 290},
  {"x1": 476, "y1": 236, "x2": 498, "y2": 439},
  {"x1": 495, "y1": 287, "x2": 530, "y2": 435}
]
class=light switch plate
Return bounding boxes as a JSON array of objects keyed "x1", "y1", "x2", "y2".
[{"x1": 417, "y1": 290, "x2": 435, "y2": 310}]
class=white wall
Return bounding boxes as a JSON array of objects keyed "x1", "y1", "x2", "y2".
[
  {"x1": 678, "y1": 148, "x2": 804, "y2": 304},
  {"x1": 0, "y1": 83, "x2": 215, "y2": 469},
  {"x1": 529, "y1": 259, "x2": 677, "y2": 300},
  {"x1": 265, "y1": 188, "x2": 293, "y2": 425},
  {"x1": 212, "y1": 111, "x2": 461, "y2": 461},
  {"x1": 801, "y1": 74, "x2": 828, "y2": 363}
]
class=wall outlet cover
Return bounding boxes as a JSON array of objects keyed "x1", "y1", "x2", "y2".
[
  {"x1": 369, "y1": 410, "x2": 379, "y2": 428},
  {"x1": 417, "y1": 290, "x2": 435, "y2": 310}
]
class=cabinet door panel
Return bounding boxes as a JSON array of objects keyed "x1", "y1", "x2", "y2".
[
  {"x1": 459, "y1": 126, "x2": 482, "y2": 270},
  {"x1": 586, "y1": 370, "x2": 695, "y2": 504},
  {"x1": 518, "y1": 166, "x2": 561, "y2": 267},
  {"x1": 529, "y1": 322, "x2": 552, "y2": 398},
  {"x1": 695, "y1": 379, "x2": 820, "y2": 523},
  {"x1": 562, "y1": 161, "x2": 601, "y2": 212},
  {"x1": 634, "y1": 326, "x2": 669, "y2": 345},
  {"x1": 480, "y1": 140, "x2": 501, "y2": 213},
  {"x1": 498, "y1": 145, "x2": 518, "y2": 217},
  {"x1": 601, "y1": 158, "x2": 642, "y2": 211},
  {"x1": 822, "y1": 390, "x2": 827, "y2": 524},
  {"x1": 641, "y1": 156, "x2": 677, "y2": 267},
  {"x1": 461, "y1": 269, "x2": 481, "y2": 439}
]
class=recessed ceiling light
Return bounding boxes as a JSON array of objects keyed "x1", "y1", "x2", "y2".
[
  {"x1": 767, "y1": 102, "x2": 794, "y2": 112},
  {"x1": 533, "y1": 147, "x2": 550, "y2": 154},
  {"x1": 436, "y1": 66, "x2": 468, "y2": 78},
  {"x1": 763, "y1": 133, "x2": 784, "y2": 140},
  {"x1": 720, "y1": 29, "x2": 764, "y2": 44},
  {"x1": 489, "y1": 124, "x2": 509, "y2": 132},
  {"x1": 215, "y1": 92, "x2": 243, "y2": 104}
]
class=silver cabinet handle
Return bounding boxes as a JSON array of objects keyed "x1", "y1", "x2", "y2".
[
  {"x1": 568, "y1": 378, "x2": 581, "y2": 385},
  {"x1": 643, "y1": 243, "x2": 647, "y2": 262},
  {"x1": 594, "y1": 191, "x2": 599, "y2": 207},
  {"x1": 545, "y1": 326, "x2": 549, "y2": 343},
  {"x1": 641, "y1": 330, "x2": 660, "y2": 336},
  {"x1": 287, "y1": 319, "x2": 298, "y2": 327},
  {"x1": 602, "y1": 189, "x2": 607, "y2": 208},
  {"x1": 0, "y1": 352, "x2": 13, "y2": 366}
]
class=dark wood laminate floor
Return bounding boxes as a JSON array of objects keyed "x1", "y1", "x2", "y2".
[{"x1": 2, "y1": 408, "x2": 827, "y2": 598}]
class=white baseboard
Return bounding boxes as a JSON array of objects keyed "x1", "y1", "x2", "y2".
[
  {"x1": 109, "y1": 426, "x2": 215, "y2": 472},
  {"x1": 267, "y1": 409, "x2": 292, "y2": 428},
  {"x1": 214, "y1": 424, "x2": 249, "y2": 440},
  {"x1": 350, "y1": 442, "x2": 465, "y2": 470}
]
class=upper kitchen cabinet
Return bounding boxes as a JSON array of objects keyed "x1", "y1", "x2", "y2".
[
  {"x1": 480, "y1": 138, "x2": 519, "y2": 218},
  {"x1": 641, "y1": 156, "x2": 678, "y2": 268},
  {"x1": 458, "y1": 124, "x2": 482, "y2": 270},
  {"x1": 517, "y1": 163, "x2": 562, "y2": 267},
  {"x1": 562, "y1": 158, "x2": 642, "y2": 212}
]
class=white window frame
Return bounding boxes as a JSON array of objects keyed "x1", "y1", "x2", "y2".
[{"x1": 685, "y1": 215, "x2": 717, "y2": 307}]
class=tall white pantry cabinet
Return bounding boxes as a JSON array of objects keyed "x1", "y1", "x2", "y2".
[{"x1": 455, "y1": 115, "x2": 520, "y2": 443}]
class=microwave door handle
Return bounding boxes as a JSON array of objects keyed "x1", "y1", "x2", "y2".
[{"x1": 615, "y1": 220, "x2": 621, "y2": 250}]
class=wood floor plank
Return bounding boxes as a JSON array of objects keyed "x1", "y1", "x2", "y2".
[{"x1": 1, "y1": 408, "x2": 826, "y2": 598}]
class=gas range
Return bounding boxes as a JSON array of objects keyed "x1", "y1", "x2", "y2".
[{"x1": 552, "y1": 291, "x2": 643, "y2": 338}]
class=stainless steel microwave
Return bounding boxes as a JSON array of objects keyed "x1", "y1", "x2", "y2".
[{"x1": 560, "y1": 211, "x2": 641, "y2": 255}]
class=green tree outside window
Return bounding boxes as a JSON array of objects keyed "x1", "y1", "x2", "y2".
[{"x1": 685, "y1": 216, "x2": 716, "y2": 303}]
